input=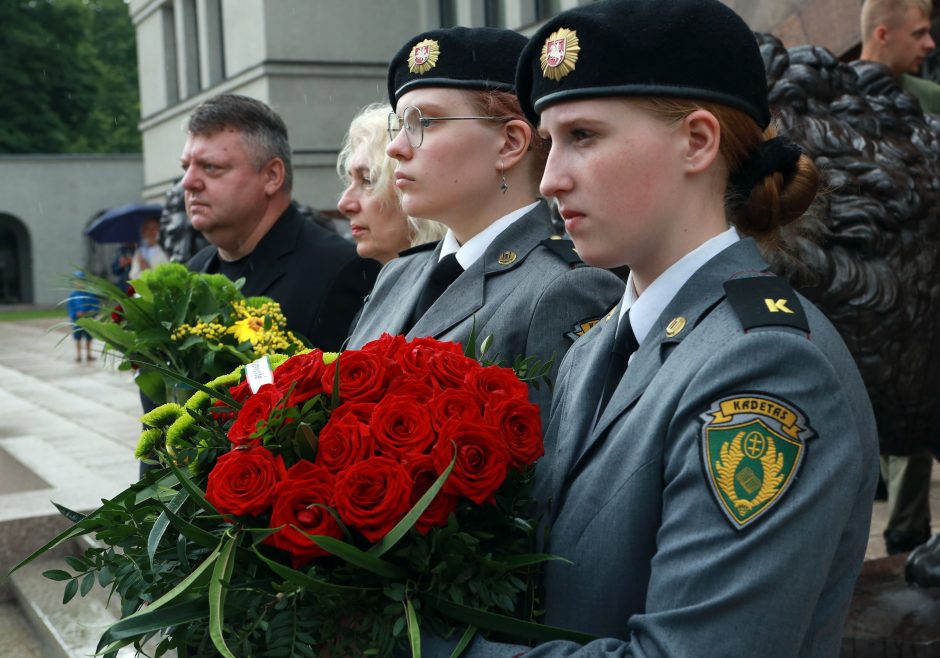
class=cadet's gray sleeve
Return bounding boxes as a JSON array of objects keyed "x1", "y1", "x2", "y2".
[{"x1": 523, "y1": 266, "x2": 623, "y2": 424}]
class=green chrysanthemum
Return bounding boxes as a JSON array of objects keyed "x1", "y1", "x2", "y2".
[
  {"x1": 141, "y1": 403, "x2": 183, "y2": 429},
  {"x1": 166, "y1": 414, "x2": 198, "y2": 458},
  {"x1": 135, "y1": 428, "x2": 163, "y2": 460}
]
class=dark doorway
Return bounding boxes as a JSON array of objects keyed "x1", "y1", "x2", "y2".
[{"x1": 0, "y1": 214, "x2": 33, "y2": 304}]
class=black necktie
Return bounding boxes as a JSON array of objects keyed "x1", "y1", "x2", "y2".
[
  {"x1": 409, "y1": 253, "x2": 463, "y2": 328},
  {"x1": 595, "y1": 310, "x2": 639, "y2": 422}
]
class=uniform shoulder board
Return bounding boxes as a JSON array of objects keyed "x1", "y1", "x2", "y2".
[
  {"x1": 540, "y1": 237, "x2": 583, "y2": 266},
  {"x1": 723, "y1": 275, "x2": 809, "y2": 333},
  {"x1": 398, "y1": 240, "x2": 439, "y2": 258}
]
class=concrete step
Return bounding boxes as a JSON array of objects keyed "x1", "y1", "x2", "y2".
[{"x1": 0, "y1": 601, "x2": 43, "y2": 658}]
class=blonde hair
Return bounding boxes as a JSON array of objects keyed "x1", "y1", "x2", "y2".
[
  {"x1": 861, "y1": 0, "x2": 933, "y2": 40},
  {"x1": 337, "y1": 103, "x2": 446, "y2": 247},
  {"x1": 633, "y1": 98, "x2": 820, "y2": 246}
]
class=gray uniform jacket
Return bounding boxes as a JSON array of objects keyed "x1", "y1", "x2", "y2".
[
  {"x1": 347, "y1": 201, "x2": 625, "y2": 420},
  {"x1": 439, "y1": 238, "x2": 879, "y2": 657}
]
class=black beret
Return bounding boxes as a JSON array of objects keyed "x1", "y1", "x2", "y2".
[
  {"x1": 516, "y1": 0, "x2": 771, "y2": 129},
  {"x1": 388, "y1": 27, "x2": 528, "y2": 111}
]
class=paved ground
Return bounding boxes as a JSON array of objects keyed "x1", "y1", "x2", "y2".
[{"x1": 0, "y1": 314, "x2": 937, "y2": 655}]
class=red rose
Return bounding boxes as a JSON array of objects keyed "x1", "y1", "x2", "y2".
[
  {"x1": 371, "y1": 396, "x2": 436, "y2": 458},
  {"x1": 360, "y1": 333, "x2": 407, "y2": 360},
  {"x1": 432, "y1": 420, "x2": 509, "y2": 505},
  {"x1": 321, "y1": 351, "x2": 401, "y2": 403},
  {"x1": 427, "y1": 350, "x2": 480, "y2": 389},
  {"x1": 395, "y1": 337, "x2": 463, "y2": 377},
  {"x1": 210, "y1": 378, "x2": 251, "y2": 421},
  {"x1": 485, "y1": 397, "x2": 544, "y2": 470},
  {"x1": 466, "y1": 365, "x2": 529, "y2": 403},
  {"x1": 285, "y1": 459, "x2": 324, "y2": 481},
  {"x1": 430, "y1": 389, "x2": 484, "y2": 431},
  {"x1": 333, "y1": 457, "x2": 413, "y2": 543},
  {"x1": 111, "y1": 304, "x2": 123, "y2": 324},
  {"x1": 404, "y1": 454, "x2": 458, "y2": 534},
  {"x1": 229, "y1": 379, "x2": 252, "y2": 404},
  {"x1": 226, "y1": 384, "x2": 281, "y2": 446},
  {"x1": 205, "y1": 447, "x2": 287, "y2": 517},
  {"x1": 331, "y1": 401, "x2": 377, "y2": 424},
  {"x1": 391, "y1": 377, "x2": 436, "y2": 403},
  {"x1": 315, "y1": 414, "x2": 375, "y2": 473},
  {"x1": 267, "y1": 466, "x2": 343, "y2": 567},
  {"x1": 274, "y1": 350, "x2": 327, "y2": 407}
]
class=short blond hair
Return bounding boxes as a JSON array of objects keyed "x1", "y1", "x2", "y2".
[
  {"x1": 861, "y1": 0, "x2": 933, "y2": 40},
  {"x1": 337, "y1": 103, "x2": 446, "y2": 247}
]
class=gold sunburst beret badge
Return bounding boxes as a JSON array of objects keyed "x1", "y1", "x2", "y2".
[
  {"x1": 408, "y1": 39, "x2": 440, "y2": 75},
  {"x1": 540, "y1": 28, "x2": 580, "y2": 81}
]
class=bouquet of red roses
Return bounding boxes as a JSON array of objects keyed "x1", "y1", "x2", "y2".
[{"x1": 15, "y1": 335, "x2": 579, "y2": 658}]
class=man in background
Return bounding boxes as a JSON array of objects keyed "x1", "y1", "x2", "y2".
[
  {"x1": 860, "y1": 0, "x2": 937, "y2": 555},
  {"x1": 181, "y1": 94, "x2": 379, "y2": 351},
  {"x1": 861, "y1": 0, "x2": 940, "y2": 112}
]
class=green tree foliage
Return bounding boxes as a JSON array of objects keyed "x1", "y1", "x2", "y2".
[{"x1": 0, "y1": 0, "x2": 141, "y2": 154}]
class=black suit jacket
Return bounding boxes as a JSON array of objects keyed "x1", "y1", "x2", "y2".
[{"x1": 187, "y1": 203, "x2": 379, "y2": 351}]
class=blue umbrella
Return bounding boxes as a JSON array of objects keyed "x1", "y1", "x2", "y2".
[{"x1": 85, "y1": 203, "x2": 163, "y2": 244}]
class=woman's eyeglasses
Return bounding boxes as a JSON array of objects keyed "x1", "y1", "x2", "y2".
[{"x1": 387, "y1": 106, "x2": 502, "y2": 149}]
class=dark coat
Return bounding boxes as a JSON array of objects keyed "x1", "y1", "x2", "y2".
[{"x1": 187, "y1": 203, "x2": 379, "y2": 351}]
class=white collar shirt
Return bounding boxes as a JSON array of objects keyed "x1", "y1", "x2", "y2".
[
  {"x1": 439, "y1": 201, "x2": 539, "y2": 270},
  {"x1": 620, "y1": 226, "x2": 741, "y2": 351}
]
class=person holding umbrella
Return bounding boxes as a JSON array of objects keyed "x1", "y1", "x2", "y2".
[{"x1": 128, "y1": 216, "x2": 168, "y2": 279}]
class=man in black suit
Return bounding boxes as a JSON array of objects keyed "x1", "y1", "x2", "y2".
[{"x1": 182, "y1": 94, "x2": 379, "y2": 351}]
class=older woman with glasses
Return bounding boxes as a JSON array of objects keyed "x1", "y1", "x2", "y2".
[
  {"x1": 337, "y1": 103, "x2": 446, "y2": 264},
  {"x1": 347, "y1": 26, "x2": 623, "y2": 422}
]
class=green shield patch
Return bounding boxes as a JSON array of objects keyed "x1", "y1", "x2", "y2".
[{"x1": 701, "y1": 394, "x2": 811, "y2": 530}]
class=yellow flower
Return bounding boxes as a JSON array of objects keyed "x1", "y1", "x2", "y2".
[{"x1": 230, "y1": 316, "x2": 266, "y2": 345}]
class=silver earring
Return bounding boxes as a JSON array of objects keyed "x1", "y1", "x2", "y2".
[{"x1": 499, "y1": 172, "x2": 509, "y2": 194}]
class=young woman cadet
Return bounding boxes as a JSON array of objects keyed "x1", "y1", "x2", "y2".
[
  {"x1": 347, "y1": 27, "x2": 624, "y2": 421},
  {"x1": 337, "y1": 103, "x2": 446, "y2": 265},
  {"x1": 423, "y1": 1, "x2": 879, "y2": 656}
]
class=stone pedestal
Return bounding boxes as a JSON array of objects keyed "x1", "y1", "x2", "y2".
[{"x1": 842, "y1": 555, "x2": 940, "y2": 657}]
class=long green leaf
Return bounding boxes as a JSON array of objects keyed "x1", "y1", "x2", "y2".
[
  {"x1": 405, "y1": 598, "x2": 421, "y2": 658},
  {"x1": 368, "y1": 452, "x2": 456, "y2": 558},
  {"x1": 157, "y1": 501, "x2": 220, "y2": 550},
  {"x1": 96, "y1": 598, "x2": 208, "y2": 648},
  {"x1": 426, "y1": 595, "x2": 597, "y2": 644},
  {"x1": 96, "y1": 540, "x2": 223, "y2": 652},
  {"x1": 449, "y1": 626, "x2": 478, "y2": 658},
  {"x1": 8, "y1": 489, "x2": 139, "y2": 575},
  {"x1": 293, "y1": 531, "x2": 405, "y2": 580},
  {"x1": 167, "y1": 459, "x2": 218, "y2": 517},
  {"x1": 148, "y1": 490, "x2": 189, "y2": 569},
  {"x1": 496, "y1": 553, "x2": 572, "y2": 570},
  {"x1": 9, "y1": 523, "x2": 90, "y2": 575},
  {"x1": 251, "y1": 547, "x2": 376, "y2": 593},
  {"x1": 51, "y1": 502, "x2": 87, "y2": 524},
  {"x1": 208, "y1": 535, "x2": 238, "y2": 658}
]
